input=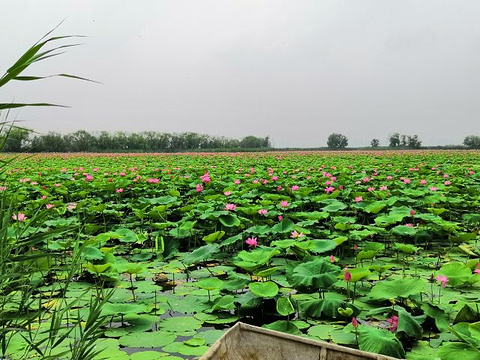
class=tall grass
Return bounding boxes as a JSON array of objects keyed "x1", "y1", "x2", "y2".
[{"x1": 0, "y1": 24, "x2": 109, "y2": 359}]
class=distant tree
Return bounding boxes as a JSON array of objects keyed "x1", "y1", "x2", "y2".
[
  {"x1": 400, "y1": 134, "x2": 408, "y2": 147},
  {"x1": 370, "y1": 138, "x2": 380, "y2": 148},
  {"x1": 407, "y1": 135, "x2": 422, "y2": 149},
  {"x1": 463, "y1": 135, "x2": 480, "y2": 149},
  {"x1": 327, "y1": 133, "x2": 348, "y2": 149},
  {"x1": 1, "y1": 127, "x2": 30, "y2": 152},
  {"x1": 69, "y1": 130, "x2": 97, "y2": 151},
  {"x1": 97, "y1": 131, "x2": 114, "y2": 150},
  {"x1": 30, "y1": 132, "x2": 67, "y2": 152},
  {"x1": 240, "y1": 136, "x2": 269, "y2": 148},
  {"x1": 388, "y1": 133, "x2": 400, "y2": 147}
]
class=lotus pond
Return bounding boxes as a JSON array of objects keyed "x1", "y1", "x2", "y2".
[{"x1": 2, "y1": 150, "x2": 480, "y2": 359}]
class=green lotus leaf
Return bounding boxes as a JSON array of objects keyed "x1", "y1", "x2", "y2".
[
  {"x1": 438, "y1": 263, "x2": 472, "y2": 287},
  {"x1": 118, "y1": 332, "x2": 176, "y2": 348},
  {"x1": 262, "y1": 320, "x2": 301, "y2": 335},
  {"x1": 195, "y1": 277, "x2": 224, "y2": 291},
  {"x1": 370, "y1": 278, "x2": 425, "y2": 299},
  {"x1": 81, "y1": 245, "x2": 105, "y2": 261},
  {"x1": 202, "y1": 231, "x2": 225, "y2": 243},
  {"x1": 437, "y1": 342, "x2": 480, "y2": 360},
  {"x1": 183, "y1": 244, "x2": 219, "y2": 265},
  {"x1": 160, "y1": 316, "x2": 202, "y2": 335},
  {"x1": 270, "y1": 219, "x2": 295, "y2": 233},
  {"x1": 249, "y1": 281, "x2": 279, "y2": 298},
  {"x1": 218, "y1": 214, "x2": 241, "y2": 227},
  {"x1": 358, "y1": 325, "x2": 405, "y2": 358},
  {"x1": 290, "y1": 259, "x2": 340, "y2": 290},
  {"x1": 195, "y1": 329, "x2": 224, "y2": 345},
  {"x1": 162, "y1": 342, "x2": 209, "y2": 356},
  {"x1": 276, "y1": 297, "x2": 295, "y2": 316}
]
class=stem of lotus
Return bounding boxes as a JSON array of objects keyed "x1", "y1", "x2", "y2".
[{"x1": 130, "y1": 274, "x2": 136, "y2": 302}]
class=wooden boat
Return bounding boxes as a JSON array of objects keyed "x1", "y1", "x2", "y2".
[{"x1": 200, "y1": 322, "x2": 400, "y2": 360}]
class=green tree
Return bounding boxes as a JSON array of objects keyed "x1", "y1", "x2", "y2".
[
  {"x1": 464, "y1": 135, "x2": 480, "y2": 149},
  {"x1": 1, "y1": 127, "x2": 30, "y2": 152},
  {"x1": 240, "y1": 136, "x2": 269, "y2": 148},
  {"x1": 327, "y1": 133, "x2": 348, "y2": 149},
  {"x1": 407, "y1": 135, "x2": 422, "y2": 149},
  {"x1": 370, "y1": 138, "x2": 380, "y2": 148},
  {"x1": 388, "y1": 133, "x2": 400, "y2": 147}
]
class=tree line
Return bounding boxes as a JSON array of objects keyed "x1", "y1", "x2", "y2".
[
  {"x1": 327, "y1": 132, "x2": 480, "y2": 149},
  {"x1": 3, "y1": 128, "x2": 480, "y2": 152},
  {"x1": 2, "y1": 129, "x2": 271, "y2": 152}
]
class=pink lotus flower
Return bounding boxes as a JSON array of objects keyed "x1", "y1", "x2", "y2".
[
  {"x1": 443, "y1": 174, "x2": 449, "y2": 178},
  {"x1": 46, "y1": 204, "x2": 54, "y2": 209},
  {"x1": 330, "y1": 176, "x2": 337, "y2": 182},
  {"x1": 352, "y1": 317, "x2": 358, "y2": 328},
  {"x1": 196, "y1": 184, "x2": 204, "y2": 192},
  {"x1": 420, "y1": 179, "x2": 427, "y2": 185},
  {"x1": 436, "y1": 275, "x2": 448, "y2": 288},
  {"x1": 147, "y1": 178, "x2": 159, "y2": 183},
  {"x1": 410, "y1": 210, "x2": 415, "y2": 216},
  {"x1": 116, "y1": 188, "x2": 124, "y2": 193},
  {"x1": 66, "y1": 203, "x2": 77, "y2": 210},
  {"x1": 12, "y1": 213, "x2": 27, "y2": 222},
  {"x1": 225, "y1": 203, "x2": 236, "y2": 211},
  {"x1": 329, "y1": 255, "x2": 335, "y2": 263},
  {"x1": 258, "y1": 209, "x2": 268, "y2": 216},
  {"x1": 224, "y1": 191, "x2": 231, "y2": 196},
  {"x1": 344, "y1": 270, "x2": 352, "y2": 282},
  {"x1": 271, "y1": 176, "x2": 278, "y2": 181},
  {"x1": 403, "y1": 178, "x2": 411, "y2": 184},
  {"x1": 325, "y1": 180, "x2": 331, "y2": 186},
  {"x1": 280, "y1": 201, "x2": 289, "y2": 208},
  {"x1": 324, "y1": 186, "x2": 335, "y2": 194},
  {"x1": 245, "y1": 237, "x2": 258, "y2": 248},
  {"x1": 0, "y1": 186, "x2": 6, "y2": 191},
  {"x1": 367, "y1": 187, "x2": 375, "y2": 192},
  {"x1": 200, "y1": 172, "x2": 211, "y2": 183},
  {"x1": 291, "y1": 230, "x2": 304, "y2": 239},
  {"x1": 120, "y1": 172, "x2": 126, "y2": 176},
  {"x1": 444, "y1": 181, "x2": 451, "y2": 185},
  {"x1": 379, "y1": 185, "x2": 388, "y2": 191},
  {"x1": 84, "y1": 175, "x2": 93, "y2": 181},
  {"x1": 406, "y1": 223, "x2": 413, "y2": 227},
  {"x1": 234, "y1": 179, "x2": 241, "y2": 185},
  {"x1": 278, "y1": 215, "x2": 283, "y2": 221},
  {"x1": 387, "y1": 316, "x2": 398, "y2": 332},
  {"x1": 429, "y1": 187, "x2": 438, "y2": 191},
  {"x1": 354, "y1": 196, "x2": 363, "y2": 203},
  {"x1": 291, "y1": 185, "x2": 299, "y2": 191}
]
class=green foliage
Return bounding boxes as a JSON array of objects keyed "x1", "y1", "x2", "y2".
[
  {"x1": 327, "y1": 133, "x2": 348, "y2": 149},
  {"x1": 357, "y1": 325, "x2": 406, "y2": 358}
]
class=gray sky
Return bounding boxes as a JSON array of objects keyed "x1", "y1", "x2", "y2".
[{"x1": 2, "y1": 0, "x2": 480, "y2": 147}]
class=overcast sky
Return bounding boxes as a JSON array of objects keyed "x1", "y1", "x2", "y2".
[{"x1": 2, "y1": 1, "x2": 480, "y2": 147}]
